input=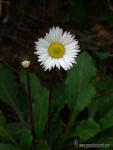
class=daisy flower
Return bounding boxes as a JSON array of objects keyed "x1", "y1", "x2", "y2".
[{"x1": 34, "y1": 27, "x2": 80, "y2": 71}]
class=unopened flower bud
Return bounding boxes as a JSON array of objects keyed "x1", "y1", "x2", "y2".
[{"x1": 21, "y1": 60, "x2": 30, "y2": 69}]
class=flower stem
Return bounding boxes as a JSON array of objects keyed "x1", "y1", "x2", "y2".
[
  {"x1": 26, "y1": 69, "x2": 36, "y2": 149},
  {"x1": 47, "y1": 90, "x2": 52, "y2": 145}
]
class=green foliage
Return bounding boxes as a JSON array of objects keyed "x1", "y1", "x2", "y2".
[
  {"x1": 89, "y1": 80, "x2": 113, "y2": 119},
  {"x1": 20, "y1": 70, "x2": 48, "y2": 139},
  {"x1": 19, "y1": 129, "x2": 32, "y2": 150},
  {"x1": 51, "y1": 84, "x2": 66, "y2": 145},
  {"x1": 0, "y1": 64, "x2": 26, "y2": 121},
  {"x1": 0, "y1": 51, "x2": 113, "y2": 149},
  {"x1": 66, "y1": 52, "x2": 96, "y2": 126},
  {"x1": 72, "y1": 119, "x2": 100, "y2": 140},
  {"x1": 37, "y1": 141, "x2": 50, "y2": 150},
  {"x1": 99, "y1": 109, "x2": 113, "y2": 131},
  {"x1": 0, "y1": 144, "x2": 19, "y2": 150},
  {"x1": 52, "y1": 84, "x2": 66, "y2": 121},
  {"x1": 0, "y1": 126, "x2": 17, "y2": 145},
  {"x1": 0, "y1": 111, "x2": 6, "y2": 127}
]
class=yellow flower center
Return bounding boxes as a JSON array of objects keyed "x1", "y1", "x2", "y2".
[{"x1": 48, "y1": 42, "x2": 65, "y2": 58}]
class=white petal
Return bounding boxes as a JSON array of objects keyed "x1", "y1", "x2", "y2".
[
  {"x1": 49, "y1": 27, "x2": 56, "y2": 42},
  {"x1": 34, "y1": 26, "x2": 80, "y2": 71},
  {"x1": 59, "y1": 58, "x2": 68, "y2": 70},
  {"x1": 59, "y1": 31, "x2": 68, "y2": 43},
  {"x1": 55, "y1": 59, "x2": 61, "y2": 69},
  {"x1": 55, "y1": 27, "x2": 63, "y2": 42},
  {"x1": 36, "y1": 38, "x2": 50, "y2": 47}
]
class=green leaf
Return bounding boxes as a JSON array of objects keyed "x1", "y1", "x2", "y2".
[
  {"x1": 88, "y1": 80, "x2": 113, "y2": 133},
  {"x1": 0, "y1": 144, "x2": 18, "y2": 150},
  {"x1": 37, "y1": 141, "x2": 50, "y2": 150},
  {"x1": 98, "y1": 137, "x2": 112, "y2": 149},
  {"x1": 52, "y1": 84, "x2": 66, "y2": 122},
  {"x1": 20, "y1": 69, "x2": 48, "y2": 139},
  {"x1": 99, "y1": 109, "x2": 113, "y2": 131},
  {"x1": 6, "y1": 122, "x2": 29, "y2": 136},
  {"x1": 0, "y1": 64, "x2": 26, "y2": 121},
  {"x1": 0, "y1": 111, "x2": 6, "y2": 127},
  {"x1": 20, "y1": 129, "x2": 32, "y2": 150},
  {"x1": 91, "y1": 127, "x2": 113, "y2": 149},
  {"x1": 65, "y1": 52, "x2": 96, "y2": 125},
  {"x1": 51, "y1": 118, "x2": 62, "y2": 146},
  {"x1": 0, "y1": 126, "x2": 17, "y2": 145},
  {"x1": 73, "y1": 119, "x2": 100, "y2": 140},
  {"x1": 89, "y1": 80, "x2": 113, "y2": 119},
  {"x1": 51, "y1": 84, "x2": 66, "y2": 145}
]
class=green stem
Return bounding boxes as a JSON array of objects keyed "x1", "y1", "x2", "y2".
[
  {"x1": 26, "y1": 69, "x2": 36, "y2": 149},
  {"x1": 47, "y1": 90, "x2": 52, "y2": 145}
]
